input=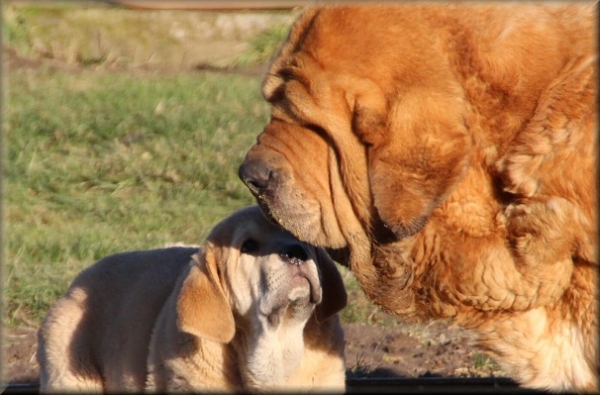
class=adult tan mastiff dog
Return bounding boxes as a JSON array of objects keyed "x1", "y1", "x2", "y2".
[
  {"x1": 37, "y1": 206, "x2": 347, "y2": 393},
  {"x1": 239, "y1": 3, "x2": 598, "y2": 392}
]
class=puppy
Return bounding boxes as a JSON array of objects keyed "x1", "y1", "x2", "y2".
[{"x1": 37, "y1": 205, "x2": 347, "y2": 393}]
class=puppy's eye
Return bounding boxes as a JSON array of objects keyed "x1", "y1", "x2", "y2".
[{"x1": 241, "y1": 239, "x2": 259, "y2": 253}]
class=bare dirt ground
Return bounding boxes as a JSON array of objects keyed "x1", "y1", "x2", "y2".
[{"x1": 3, "y1": 320, "x2": 506, "y2": 386}]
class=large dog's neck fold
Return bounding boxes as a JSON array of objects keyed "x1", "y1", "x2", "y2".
[{"x1": 345, "y1": 230, "x2": 424, "y2": 320}]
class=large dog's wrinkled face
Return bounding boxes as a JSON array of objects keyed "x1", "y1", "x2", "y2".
[
  {"x1": 176, "y1": 206, "x2": 347, "y2": 343},
  {"x1": 240, "y1": 120, "x2": 354, "y2": 250},
  {"x1": 239, "y1": 5, "x2": 471, "y2": 254}
]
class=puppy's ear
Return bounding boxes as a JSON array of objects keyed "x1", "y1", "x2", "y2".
[
  {"x1": 355, "y1": 90, "x2": 470, "y2": 238},
  {"x1": 177, "y1": 249, "x2": 235, "y2": 343},
  {"x1": 315, "y1": 248, "x2": 347, "y2": 322}
]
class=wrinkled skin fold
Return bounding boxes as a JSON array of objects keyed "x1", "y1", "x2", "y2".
[{"x1": 239, "y1": 3, "x2": 599, "y2": 392}]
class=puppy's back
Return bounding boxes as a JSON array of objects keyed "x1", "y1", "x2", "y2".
[{"x1": 38, "y1": 247, "x2": 199, "y2": 392}]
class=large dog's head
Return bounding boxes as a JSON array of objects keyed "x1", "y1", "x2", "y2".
[
  {"x1": 239, "y1": 5, "x2": 472, "y2": 257},
  {"x1": 238, "y1": 4, "x2": 589, "y2": 262},
  {"x1": 176, "y1": 205, "x2": 347, "y2": 344}
]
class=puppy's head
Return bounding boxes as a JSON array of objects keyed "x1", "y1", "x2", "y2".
[{"x1": 176, "y1": 206, "x2": 347, "y2": 343}]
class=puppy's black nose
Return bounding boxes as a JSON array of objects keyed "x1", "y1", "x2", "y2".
[
  {"x1": 238, "y1": 160, "x2": 271, "y2": 194},
  {"x1": 280, "y1": 244, "x2": 309, "y2": 266}
]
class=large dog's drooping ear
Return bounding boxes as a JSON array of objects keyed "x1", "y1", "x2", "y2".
[
  {"x1": 177, "y1": 249, "x2": 235, "y2": 343},
  {"x1": 356, "y1": 88, "x2": 471, "y2": 239},
  {"x1": 315, "y1": 248, "x2": 348, "y2": 322}
]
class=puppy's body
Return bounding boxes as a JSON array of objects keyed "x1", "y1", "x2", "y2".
[
  {"x1": 38, "y1": 206, "x2": 347, "y2": 393},
  {"x1": 239, "y1": 3, "x2": 598, "y2": 392},
  {"x1": 38, "y1": 248, "x2": 195, "y2": 392}
]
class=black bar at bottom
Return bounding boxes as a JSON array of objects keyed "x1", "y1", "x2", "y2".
[
  {"x1": 1, "y1": 378, "x2": 553, "y2": 395},
  {"x1": 346, "y1": 377, "x2": 550, "y2": 394}
]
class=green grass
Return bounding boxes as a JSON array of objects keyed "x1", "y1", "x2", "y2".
[
  {"x1": 3, "y1": 63, "x2": 390, "y2": 328},
  {"x1": 473, "y1": 353, "x2": 501, "y2": 371},
  {"x1": 3, "y1": 68, "x2": 268, "y2": 325},
  {"x1": 234, "y1": 24, "x2": 291, "y2": 67}
]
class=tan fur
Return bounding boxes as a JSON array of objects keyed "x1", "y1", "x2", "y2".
[
  {"x1": 37, "y1": 206, "x2": 347, "y2": 393},
  {"x1": 239, "y1": 3, "x2": 598, "y2": 392}
]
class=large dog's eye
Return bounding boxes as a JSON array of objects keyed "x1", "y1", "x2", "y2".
[
  {"x1": 241, "y1": 238, "x2": 259, "y2": 254},
  {"x1": 280, "y1": 68, "x2": 295, "y2": 81}
]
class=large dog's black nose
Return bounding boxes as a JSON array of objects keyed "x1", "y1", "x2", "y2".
[
  {"x1": 280, "y1": 244, "x2": 309, "y2": 266},
  {"x1": 238, "y1": 160, "x2": 271, "y2": 194}
]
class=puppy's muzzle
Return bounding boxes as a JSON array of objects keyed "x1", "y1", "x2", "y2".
[{"x1": 278, "y1": 242, "x2": 321, "y2": 305}]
